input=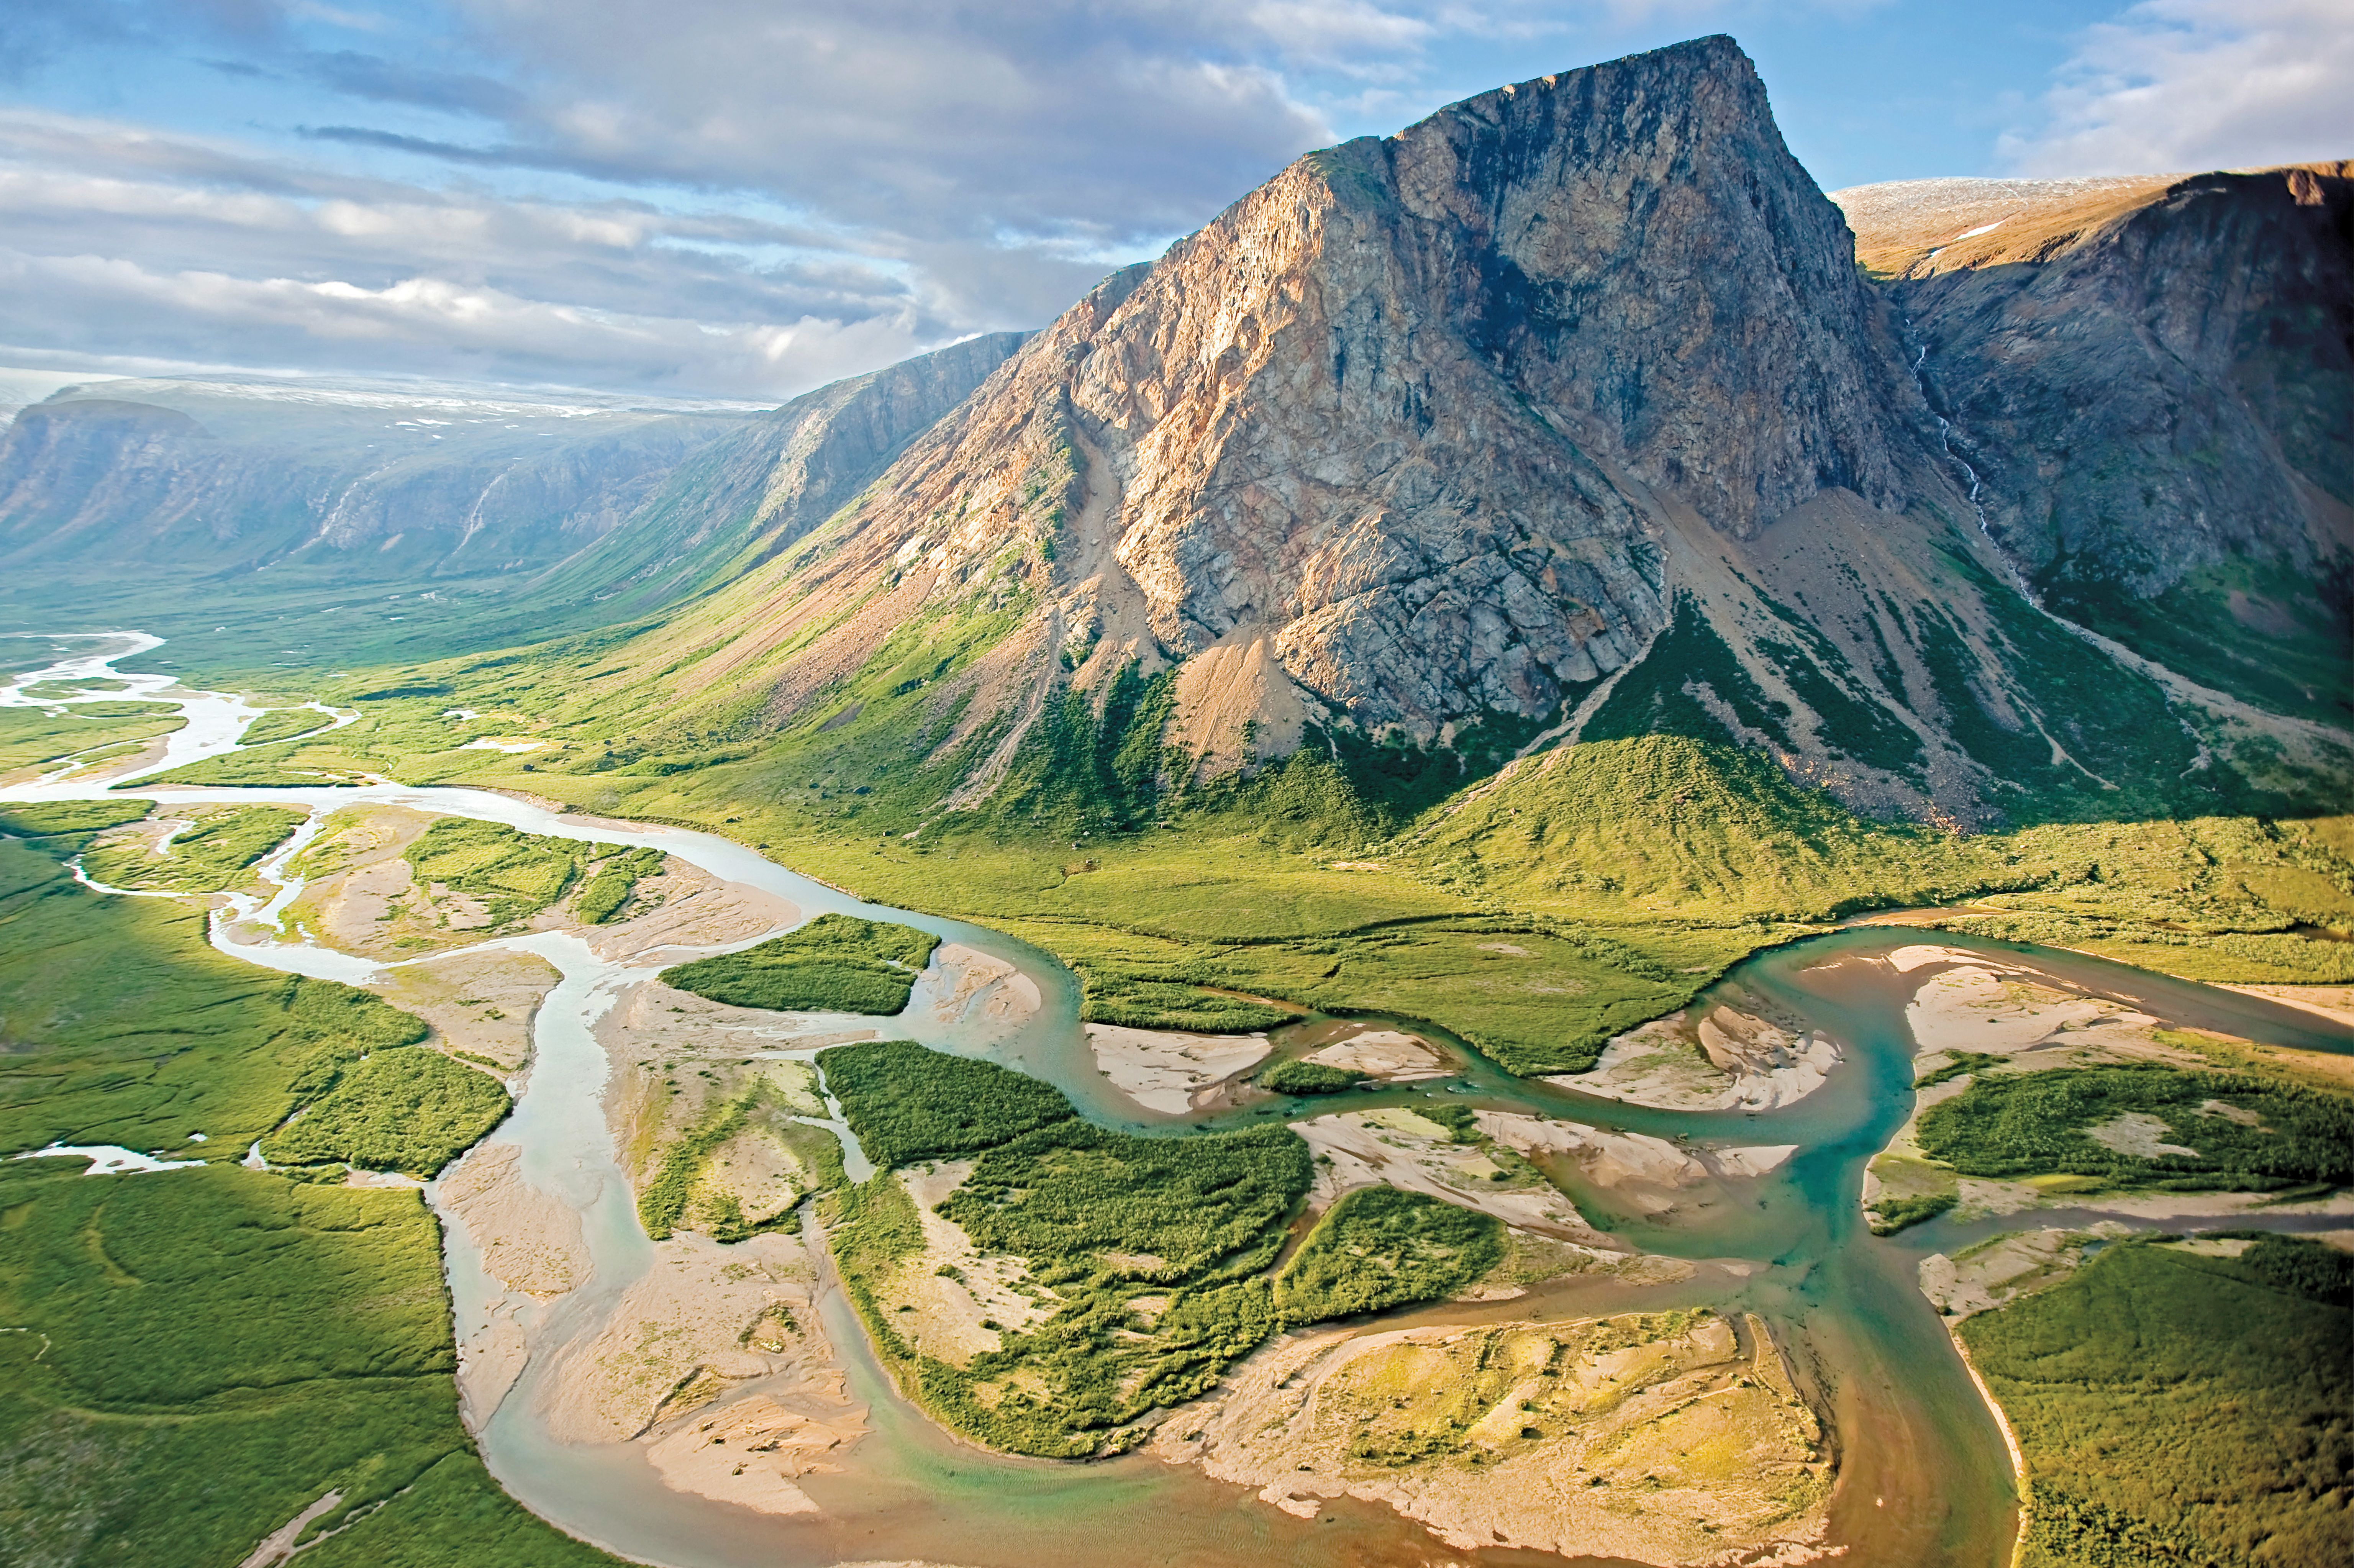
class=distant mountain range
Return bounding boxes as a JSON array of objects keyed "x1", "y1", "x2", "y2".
[{"x1": 3, "y1": 35, "x2": 2345, "y2": 826}]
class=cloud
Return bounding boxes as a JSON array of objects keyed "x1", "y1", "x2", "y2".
[
  {"x1": 0, "y1": 0, "x2": 1898, "y2": 397},
  {"x1": 2001, "y1": 0, "x2": 2354, "y2": 176}
]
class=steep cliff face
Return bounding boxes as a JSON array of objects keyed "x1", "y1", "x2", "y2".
[
  {"x1": 867, "y1": 35, "x2": 1923, "y2": 738},
  {"x1": 619, "y1": 37, "x2": 2087, "y2": 819},
  {"x1": 1836, "y1": 165, "x2": 2354, "y2": 724},
  {"x1": 511, "y1": 331, "x2": 1027, "y2": 627},
  {"x1": 0, "y1": 378, "x2": 748, "y2": 584}
]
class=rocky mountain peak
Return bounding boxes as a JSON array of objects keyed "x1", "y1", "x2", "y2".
[{"x1": 711, "y1": 33, "x2": 1930, "y2": 762}]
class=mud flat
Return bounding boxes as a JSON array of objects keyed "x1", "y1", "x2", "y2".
[
  {"x1": 1552, "y1": 989, "x2": 1841, "y2": 1112},
  {"x1": 923, "y1": 942, "x2": 1042, "y2": 1029},
  {"x1": 1296, "y1": 1023, "x2": 1452, "y2": 1081},
  {"x1": 1085, "y1": 1023, "x2": 1271, "y2": 1113},
  {"x1": 376, "y1": 947, "x2": 558, "y2": 1071},
  {"x1": 1916, "y1": 1226, "x2": 2132, "y2": 1319},
  {"x1": 1153, "y1": 1309, "x2": 1831, "y2": 1564}
]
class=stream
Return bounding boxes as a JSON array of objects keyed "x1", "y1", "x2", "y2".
[{"x1": 4, "y1": 628, "x2": 2347, "y2": 1568}]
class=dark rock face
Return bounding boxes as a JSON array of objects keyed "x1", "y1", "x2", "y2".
[
  {"x1": 1896, "y1": 165, "x2": 2351, "y2": 594},
  {"x1": 1852, "y1": 165, "x2": 2354, "y2": 724}
]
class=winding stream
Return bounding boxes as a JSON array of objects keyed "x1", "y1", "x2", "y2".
[{"x1": 4, "y1": 629, "x2": 2346, "y2": 1568}]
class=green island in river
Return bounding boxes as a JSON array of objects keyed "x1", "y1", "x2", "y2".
[{"x1": 2, "y1": 28, "x2": 2351, "y2": 1568}]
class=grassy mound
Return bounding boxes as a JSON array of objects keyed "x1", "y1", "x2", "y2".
[
  {"x1": 1260, "y1": 1059, "x2": 1368, "y2": 1094},
  {"x1": 82, "y1": 805, "x2": 305, "y2": 893},
  {"x1": 241, "y1": 707, "x2": 338, "y2": 745},
  {"x1": 665, "y1": 914, "x2": 941, "y2": 1014},
  {"x1": 574, "y1": 846, "x2": 663, "y2": 924},
  {"x1": 1917, "y1": 1067, "x2": 2354, "y2": 1190},
  {"x1": 1276, "y1": 1186, "x2": 1504, "y2": 1324},
  {"x1": 1405, "y1": 734, "x2": 1981, "y2": 922},
  {"x1": 402, "y1": 817, "x2": 582, "y2": 926},
  {"x1": 260, "y1": 1050, "x2": 510, "y2": 1177},
  {"x1": 817, "y1": 1039, "x2": 1073, "y2": 1167},
  {"x1": 1961, "y1": 1235, "x2": 2351, "y2": 1568}
]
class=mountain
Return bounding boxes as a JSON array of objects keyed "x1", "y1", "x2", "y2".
[
  {"x1": 0, "y1": 336, "x2": 1026, "y2": 671},
  {"x1": 0, "y1": 377, "x2": 752, "y2": 587},
  {"x1": 433, "y1": 36, "x2": 2341, "y2": 832},
  {"x1": 1832, "y1": 165, "x2": 2353, "y2": 726}
]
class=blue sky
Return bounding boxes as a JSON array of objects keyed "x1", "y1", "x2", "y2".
[{"x1": 0, "y1": 0, "x2": 2346, "y2": 398}]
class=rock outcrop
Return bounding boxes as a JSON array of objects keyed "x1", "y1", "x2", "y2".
[{"x1": 1834, "y1": 165, "x2": 2353, "y2": 726}]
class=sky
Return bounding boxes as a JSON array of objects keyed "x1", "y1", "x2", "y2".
[{"x1": 0, "y1": 0, "x2": 2347, "y2": 402}]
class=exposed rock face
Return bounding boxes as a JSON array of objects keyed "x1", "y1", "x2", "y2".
[
  {"x1": 1836, "y1": 165, "x2": 2353, "y2": 724},
  {"x1": 750, "y1": 36, "x2": 1928, "y2": 744},
  {"x1": 519, "y1": 330, "x2": 1028, "y2": 623},
  {"x1": 0, "y1": 382, "x2": 741, "y2": 580}
]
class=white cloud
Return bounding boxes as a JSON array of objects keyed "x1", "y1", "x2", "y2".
[{"x1": 2002, "y1": 0, "x2": 2354, "y2": 176}]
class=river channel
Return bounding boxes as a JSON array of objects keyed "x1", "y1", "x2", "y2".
[{"x1": 5, "y1": 629, "x2": 2346, "y2": 1568}]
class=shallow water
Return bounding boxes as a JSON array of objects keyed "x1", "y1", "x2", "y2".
[{"x1": 4, "y1": 631, "x2": 2345, "y2": 1568}]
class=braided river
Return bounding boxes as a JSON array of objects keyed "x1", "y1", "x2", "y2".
[{"x1": 6, "y1": 630, "x2": 2344, "y2": 1568}]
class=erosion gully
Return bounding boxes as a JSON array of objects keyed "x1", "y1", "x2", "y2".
[{"x1": 4, "y1": 630, "x2": 2344, "y2": 1568}]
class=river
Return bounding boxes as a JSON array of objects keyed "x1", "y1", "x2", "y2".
[{"x1": 4, "y1": 629, "x2": 2346, "y2": 1568}]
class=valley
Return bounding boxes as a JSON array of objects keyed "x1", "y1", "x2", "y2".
[{"x1": 1, "y1": 29, "x2": 2348, "y2": 1568}]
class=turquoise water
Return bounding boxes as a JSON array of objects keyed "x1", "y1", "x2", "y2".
[{"x1": 7, "y1": 631, "x2": 2346, "y2": 1567}]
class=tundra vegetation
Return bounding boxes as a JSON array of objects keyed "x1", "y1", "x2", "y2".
[
  {"x1": 239, "y1": 706, "x2": 339, "y2": 746},
  {"x1": 1917, "y1": 1067, "x2": 2354, "y2": 1190},
  {"x1": 1959, "y1": 1234, "x2": 2352, "y2": 1568},
  {"x1": 636, "y1": 1074, "x2": 844, "y2": 1241},
  {"x1": 0, "y1": 810, "x2": 621, "y2": 1567},
  {"x1": 1259, "y1": 1059, "x2": 1370, "y2": 1094},
  {"x1": 1274, "y1": 1185, "x2": 1505, "y2": 1323},
  {"x1": 662, "y1": 913, "x2": 941, "y2": 1014},
  {"x1": 258, "y1": 1049, "x2": 510, "y2": 1177},
  {"x1": 81, "y1": 804, "x2": 305, "y2": 893},
  {"x1": 816, "y1": 1039, "x2": 1078, "y2": 1168},
  {"x1": 820, "y1": 1041, "x2": 1525, "y2": 1456},
  {"x1": 192, "y1": 637, "x2": 2354, "y2": 1073},
  {"x1": 0, "y1": 700, "x2": 184, "y2": 778}
]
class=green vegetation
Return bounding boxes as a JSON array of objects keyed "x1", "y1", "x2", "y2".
[
  {"x1": 403, "y1": 816, "x2": 585, "y2": 926},
  {"x1": 849, "y1": 1120, "x2": 1311, "y2": 1457},
  {"x1": 817, "y1": 1039, "x2": 1074, "y2": 1167},
  {"x1": 0, "y1": 700, "x2": 183, "y2": 778},
  {"x1": 0, "y1": 1158, "x2": 623, "y2": 1568},
  {"x1": 663, "y1": 913, "x2": 941, "y2": 1014},
  {"x1": 2045, "y1": 555, "x2": 2352, "y2": 729},
  {"x1": 574, "y1": 845, "x2": 662, "y2": 923},
  {"x1": 1260, "y1": 1059, "x2": 1368, "y2": 1094},
  {"x1": 1961, "y1": 1235, "x2": 2351, "y2": 1568},
  {"x1": 259, "y1": 1049, "x2": 510, "y2": 1176},
  {"x1": 1917, "y1": 1066, "x2": 2354, "y2": 1190},
  {"x1": 2216, "y1": 1229, "x2": 2354, "y2": 1306},
  {"x1": 0, "y1": 830, "x2": 429, "y2": 1155},
  {"x1": 241, "y1": 706, "x2": 339, "y2": 746},
  {"x1": 81, "y1": 804, "x2": 305, "y2": 893},
  {"x1": 0, "y1": 798, "x2": 152, "y2": 847},
  {"x1": 815, "y1": 1041, "x2": 1318, "y2": 1455},
  {"x1": 1866, "y1": 1192, "x2": 1957, "y2": 1236},
  {"x1": 135, "y1": 742, "x2": 372, "y2": 788},
  {"x1": 635, "y1": 1084, "x2": 836, "y2": 1240},
  {"x1": 1275, "y1": 1186, "x2": 1504, "y2": 1324},
  {"x1": 161, "y1": 591, "x2": 2354, "y2": 1076}
]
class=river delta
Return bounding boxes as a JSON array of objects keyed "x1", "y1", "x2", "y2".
[{"x1": 4, "y1": 630, "x2": 2348, "y2": 1568}]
